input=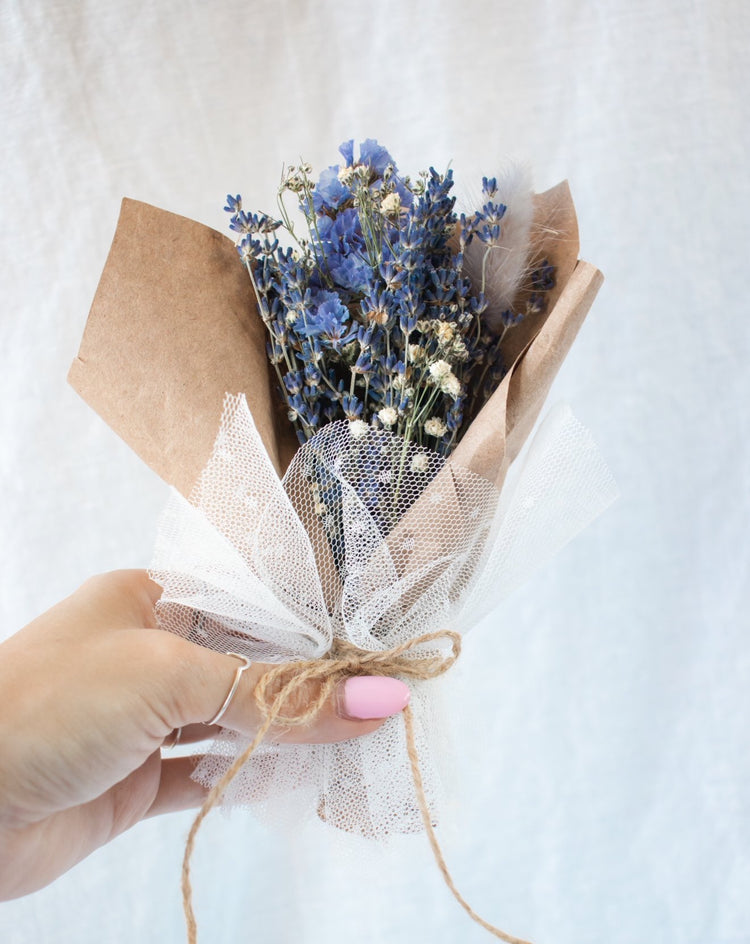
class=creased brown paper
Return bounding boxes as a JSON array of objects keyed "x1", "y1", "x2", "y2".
[{"x1": 68, "y1": 199, "x2": 297, "y2": 497}]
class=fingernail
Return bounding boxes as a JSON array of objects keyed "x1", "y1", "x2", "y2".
[{"x1": 338, "y1": 676, "x2": 411, "y2": 720}]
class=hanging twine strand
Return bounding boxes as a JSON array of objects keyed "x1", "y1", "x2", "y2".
[{"x1": 181, "y1": 629, "x2": 532, "y2": 944}]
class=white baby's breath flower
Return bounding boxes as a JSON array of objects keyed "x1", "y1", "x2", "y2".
[
  {"x1": 380, "y1": 192, "x2": 402, "y2": 217},
  {"x1": 423, "y1": 416, "x2": 447, "y2": 438},
  {"x1": 410, "y1": 453, "x2": 429, "y2": 473},
  {"x1": 429, "y1": 358, "x2": 461, "y2": 395},
  {"x1": 429, "y1": 359, "x2": 452, "y2": 383},
  {"x1": 338, "y1": 166, "x2": 355, "y2": 186},
  {"x1": 349, "y1": 419, "x2": 369, "y2": 439},
  {"x1": 444, "y1": 374, "x2": 462, "y2": 398},
  {"x1": 378, "y1": 406, "x2": 398, "y2": 427}
]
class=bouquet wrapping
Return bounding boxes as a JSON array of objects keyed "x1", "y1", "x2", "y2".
[{"x1": 69, "y1": 148, "x2": 617, "y2": 934}]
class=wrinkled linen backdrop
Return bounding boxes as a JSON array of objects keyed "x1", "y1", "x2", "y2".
[{"x1": 1, "y1": 2, "x2": 747, "y2": 943}]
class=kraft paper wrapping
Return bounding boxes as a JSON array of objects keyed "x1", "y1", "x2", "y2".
[
  {"x1": 68, "y1": 199, "x2": 297, "y2": 496},
  {"x1": 69, "y1": 183, "x2": 601, "y2": 501},
  {"x1": 451, "y1": 180, "x2": 602, "y2": 489}
]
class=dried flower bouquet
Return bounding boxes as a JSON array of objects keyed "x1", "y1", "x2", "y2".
[{"x1": 69, "y1": 140, "x2": 617, "y2": 942}]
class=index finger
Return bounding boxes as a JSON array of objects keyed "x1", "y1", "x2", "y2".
[{"x1": 148, "y1": 631, "x2": 410, "y2": 745}]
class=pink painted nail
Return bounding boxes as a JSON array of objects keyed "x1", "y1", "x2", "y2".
[{"x1": 338, "y1": 676, "x2": 411, "y2": 720}]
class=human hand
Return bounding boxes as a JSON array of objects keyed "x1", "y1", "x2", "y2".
[{"x1": 0, "y1": 570, "x2": 410, "y2": 900}]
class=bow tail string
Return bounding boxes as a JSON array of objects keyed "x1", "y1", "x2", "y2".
[{"x1": 401, "y1": 704, "x2": 532, "y2": 944}]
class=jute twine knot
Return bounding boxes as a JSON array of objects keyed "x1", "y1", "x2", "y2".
[{"x1": 182, "y1": 629, "x2": 532, "y2": 944}]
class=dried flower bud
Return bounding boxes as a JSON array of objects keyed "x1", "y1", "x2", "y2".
[
  {"x1": 378, "y1": 406, "x2": 398, "y2": 427},
  {"x1": 429, "y1": 359, "x2": 453, "y2": 383},
  {"x1": 443, "y1": 374, "x2": 462, "y2": 398},
  {"x1": 349, "y1": 419, "x2": 369, "y2": 439},
  {"x1": 380, "y1": 192, "x2": 402, "y2": 217},
  {"x1": 367, "y1": 307, "x2": 389, "y2": 326},
  {"x1": 408, "y1": 343, "x2": 425, "y2": 362},
  {"x1": 423, "y1": 416, "x2": 447, "y2": 438},
  {"x1": 436, "y1": 322, "x2": 456, "y2": 345}
]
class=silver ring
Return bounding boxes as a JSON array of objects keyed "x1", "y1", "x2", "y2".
[
  {"x1": 164, "y1": 726, "x2": 182, "y2": 749},
  {"x1": 205, "y1": 651, "x2": 252, "y2": 726}
]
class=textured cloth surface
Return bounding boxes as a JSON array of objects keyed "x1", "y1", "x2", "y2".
[{"x1": 1, "y1": 2, "x2": 748, "y2": 942}]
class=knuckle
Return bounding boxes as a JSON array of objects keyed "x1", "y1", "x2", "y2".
[
  {"x1": 78, "y1": 570, "x2": 161, "y2": 628},
  {"x1": 80, "y1": 569, "x2": 142, "y2": 595}
]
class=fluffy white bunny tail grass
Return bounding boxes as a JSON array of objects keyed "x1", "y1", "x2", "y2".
[{"x1": 460, "y1": 162, "x2": 534, "y2": 332}]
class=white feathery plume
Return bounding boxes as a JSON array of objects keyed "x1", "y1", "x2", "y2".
[{"x1": 461, "y1": 162, "x2": 534, "y2": 333}]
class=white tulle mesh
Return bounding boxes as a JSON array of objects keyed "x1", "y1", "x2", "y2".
[{"x1": 150, "y1": 394, "x2": 618, "y2": 839}]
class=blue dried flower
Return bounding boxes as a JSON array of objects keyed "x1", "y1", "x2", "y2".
[
  {"x1": 338, "y1": 140, "x2": 355, "y2": 166},
  {"x1": 329, "y1": 254, "x2": 371, "y2": 294},
  {"x1": 296, "y1": 291, "x2": 358, "y2": 351},
  {"x1": 358, "y1": 139, "x2": 395, "y2": 176},
  {"x1": 341, "y1": 393, "x2": 363, "y2": 419},
  {"x1": 531, "y1": 260, "x2": 555, "y2": 291},
  {"x1": 283, "y1": 371, "x2": 304, "y2": 396},
  {"x1": 313, "y1": 167, "x2": 350, "y2": 213}
]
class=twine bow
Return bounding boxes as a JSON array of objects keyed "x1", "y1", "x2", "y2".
[{"x1": 182, "y1": 629, "x2": 532, "y2": 944}]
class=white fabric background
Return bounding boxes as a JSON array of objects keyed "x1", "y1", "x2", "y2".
[{"x1": 1, "y1": 1, "x2": 748, "y2": 942}]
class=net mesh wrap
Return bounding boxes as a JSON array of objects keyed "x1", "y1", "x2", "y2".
[{"x1": 150, "y1": 394, "x2": 618, "y2": 838}]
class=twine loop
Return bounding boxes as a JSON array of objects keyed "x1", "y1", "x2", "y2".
[{"x1": 253, "y1": 629, "x2": 461, "y2": 727}]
